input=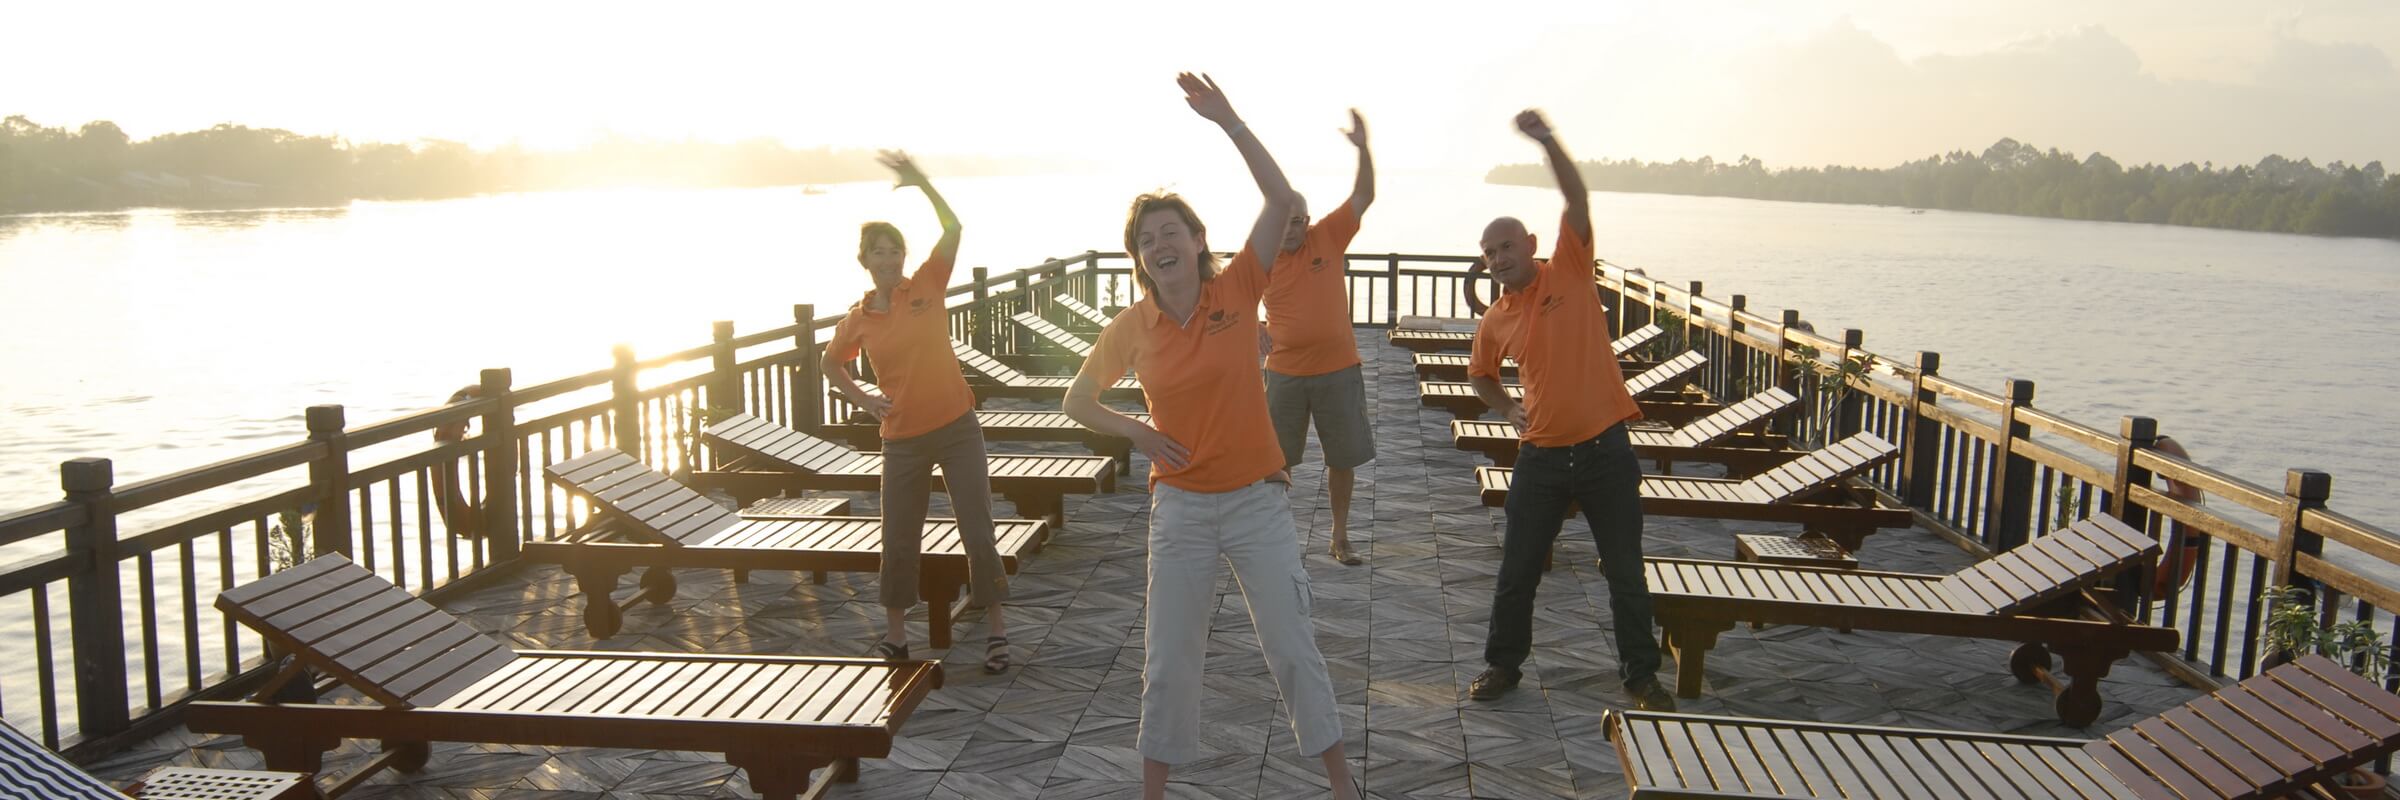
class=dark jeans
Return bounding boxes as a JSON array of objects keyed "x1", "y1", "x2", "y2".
[{"x1": 1483, "y1": 423, "x2": 1661, "y2": 685}]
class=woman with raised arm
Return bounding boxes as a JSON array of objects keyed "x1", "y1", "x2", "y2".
[
  {"x1": 823, "y1": 151, "x2": 1014, "y2": 674},
  {"x1": 1061, "y1": 74, "x2": 1360, "y2": 800}
]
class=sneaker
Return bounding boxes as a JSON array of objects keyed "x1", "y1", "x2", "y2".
[
  {"x1": 1627, "y1": 678, "x2": 1676, "y2": 712},
  {"x1": 1469, "y1": 666, "x2": 1522, "y2": 701}
]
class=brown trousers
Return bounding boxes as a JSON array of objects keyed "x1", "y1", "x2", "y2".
[{"x1": 879, "y1": 410, "x2": 1008, "y2": 610}]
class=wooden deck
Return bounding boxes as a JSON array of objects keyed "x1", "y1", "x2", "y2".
[{"x1": 88, "y1": 330, "x2": 2206, "y2": 799}]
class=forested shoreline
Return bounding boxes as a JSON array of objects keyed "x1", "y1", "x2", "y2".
[
  {"x1": 1488, "y1": 138, "x2": 2400, "y2": 239},
  {"x1": 0, "y1": 116, "x2": 1026, "y2": 214}
]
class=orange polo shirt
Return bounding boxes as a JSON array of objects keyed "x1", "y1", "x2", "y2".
[
  {"x1": 1263, "y1": 203, "x2": 1363, "y2": 377},
  {"x1": 825, "y1": 253, "x2": 977, "y2": 441},
  {"x1": 1468, "y1": 214, "x2": 1642, "y2": 446},
  {"x1": 1079, "y1": 247, "x2": 1284, "y2": 493}
]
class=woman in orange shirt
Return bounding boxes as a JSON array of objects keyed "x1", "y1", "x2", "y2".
[
  {"x1": 1064, "y1": 73, "x2": 1359, "y2": 800},
  {"x1": 825, "y1": 151, "x2": 1013, "y2": 673}
]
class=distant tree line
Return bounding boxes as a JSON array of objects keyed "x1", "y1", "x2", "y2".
[
  {"x1": 1487, "y1": 138, "x2": 2400, "y2": 239},
  {"x1": 0, "y1": 115, "x2": 1010, "y2": 213}
]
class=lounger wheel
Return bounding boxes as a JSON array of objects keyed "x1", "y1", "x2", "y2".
[
  {"x1": 2009, "y1": 642, "x2": 2051, "y2": 684},
  {"x1": 639, "y1": 567, "x2": 677, "y2": 605},
  {"x1": 586, "y1": 594, "x2": 624, "y2": 638},
  {"x1": 380, "y1": 739, "x2": 431, "y2": 772},
  {"x1": 2056, "y1": 684, "x2": 2103, "y2": 728}
]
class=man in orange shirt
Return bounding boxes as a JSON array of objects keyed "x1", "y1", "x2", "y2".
[
  {"x1": 1263, "y1": 109, "x2": 1375, "y2": 565},
  {"x1": 1464, "y1": 110, "x2": 1671, "y2": 711},
  {"x1": 1064, "y1": 74, "x2": 1357, "y2": 800},
  {"x1": 824, "y1": 151, "x2": 1014, "y2": 674}
]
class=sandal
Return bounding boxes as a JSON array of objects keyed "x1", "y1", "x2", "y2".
[
  {"x1": 983, "y1": 636, "x2": 1012, "y2": 674},
  {"x1": 869, "y1": 640, "x2": 909, "y2": 661},
  {"x1": 1329, "y1": 541, "x2": 1363, "y2": 566}
]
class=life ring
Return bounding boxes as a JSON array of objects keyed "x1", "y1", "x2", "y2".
[
  {"x1": 432, "y1": 385, "x2": 487, "y2": 541},
  {"x1": 1462, "y1": 259, "x2": 1500, "y2": 316}
]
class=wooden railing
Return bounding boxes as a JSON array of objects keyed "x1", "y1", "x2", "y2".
[{"x1": 0, "y1": 249, "x2": 2391, "y2": 764}]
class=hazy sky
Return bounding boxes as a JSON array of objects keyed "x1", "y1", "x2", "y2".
[{"x1": 8, "y1": 1, "x2": 2396, "y2": 174}]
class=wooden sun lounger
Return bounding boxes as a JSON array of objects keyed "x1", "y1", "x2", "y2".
[
  {"x1": 820, "y1": 383, "x2": 1146, "y2": 473},
  {"x1": 0, "y1": 717, "x2": 313, "y2": 800},
  {"x1": 950, "y1": 340, "x2": 1143, "y2": 403},
  {"x1": 1649, "y1": 516, "x2": 2178, "y2": 726},
  {"x1": 1476, "y1": 432, "x2": 1912, "y2": 551},
  {"x1": 1052, "y1": 295, "x2": 1113, "y2": 329},
  {"x1": 1608, "y1": 654, "x2": 2400, "y2": 798},
  {"x1": 1454, "y1": 387, "x2": 1801, "y2": 469},
  {"x1": 1412, "y1": 323, "x2": 1666, "y2": 379},
  {"x1": 1388, "y1": 327, "x2": 1479, "y2": 353},
  {"x1": 1418, "y1": 351, "x2": 1711, "y2": 421},
  {"x1": 1011, "y1": 311, "x2": 1095, "y2": 357},
  {"x1": 528, "y1": 448, "x2": 1045, "y2": 645},
  {"x1": 694, "y1": 413, "x2": 1115, "y2": 527},
  {"x1": 183, "y1": 555, "x2": 943, "y2": 800}
]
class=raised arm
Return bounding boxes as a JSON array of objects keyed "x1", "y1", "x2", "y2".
[
  {"x1": 878, "y1": 150, "x2": 962, "y2": 267},
  {"x1": 1180, "y1": 72, "x2": 1296, "y2": 271},
  {"x1": 1516, "y1": 109, "x2": 1588, "y2": 244},
  {"x1": 1345, "y1": 108, "x2": 1374, "y2": 216}
]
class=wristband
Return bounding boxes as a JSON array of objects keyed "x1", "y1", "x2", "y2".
[{"x1": 1228, "y1": 122, "x2": 1249, "y2": 137}]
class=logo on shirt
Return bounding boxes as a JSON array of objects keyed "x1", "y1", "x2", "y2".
[
  {"x1": 1204, "y1": 309, "x2": 1239, "y2": 335},
  {"x1": 909, "y1": 297, "x2": 928, "y2": 314},
  {"x1": 1309, "y1": 256, "x2": 1326, "y2": 273},
  {"x1": 1538, "y1": 293, "x2": 1566, "y2": 315}
]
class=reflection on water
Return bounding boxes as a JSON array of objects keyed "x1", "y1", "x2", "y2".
[{"x1": 168, "y1": 205, "x2": 352, "y2": 229}]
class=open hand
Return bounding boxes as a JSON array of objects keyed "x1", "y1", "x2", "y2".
[
  {"x1": 877, "y1": 150, "x2": 929, "y2": 190},
  {"x1": 857, "y1": 393, "x2": 895, "y2": 421},
  {"x1": 1514, "y1": 109, "x2": 1554, "y2": 143},
  {"x1": 1129, "y1": 424, "x2": 1193, "y2": 471},
  {"x1": 1177, "y1": 72, "x2": 1241, "y2": 128},
  {"x1": 1343, "y1": 108, "x2": 1368, "y2": 148}
]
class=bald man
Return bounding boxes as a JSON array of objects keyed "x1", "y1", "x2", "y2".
[{"x1": 1464, "y1": 110, "x2": 1669, "y2": 711}]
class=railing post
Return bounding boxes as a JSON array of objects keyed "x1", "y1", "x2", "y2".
[
  {"x1": 793, "y1": 304, "x2": 822, "y2": 433},
  {"x1": 2269, "y1": 469, "x2": 2332, "y2": 592},
  {"x1": 1081, "y1": 250, "x2": 1102, "y2": 307},
  {"x1": 1834, "y1": 329, "x2": 1866, "y2": 440},
  {"x1": 1768, "y1": 306, "x2": 1796, "y2": 422},
  {"x1": 2107, "y1": 416, "x2": 2162, "y2": 612},
  {"x1": 1726, "y1": 295, "x2": 1749, "y2": 404},
  {"x1": 610, "y1": 344, "x2": 641, "y2": 462},
  {"x1": 1986, "y1": 379, "x2": 2036, "y2": 552},
  {"x1": 710, "y1": 320, "x2": 739, "y2": 417},
  {"x1": 971, "y1": 267, "x2": 993, "y2": 354},
  {"x1": 61, "y1": 457, "x2": 129, "y2": 738},
  {"x1": 1385, "y1": 254, "x2": 1400, "y2": 325},
  {"x1": 478, "y1": 368, "x2": 518, "y2": 560},
  {"x1": 1901, "y1": 352, "x2": 1942, "y2": 508},
  {"x1": 1684, "y1": 281, "x2": 1706, "y2": 382},
  {"x1": 304, "y1": 405, "x2": 351, "y2": 557}
]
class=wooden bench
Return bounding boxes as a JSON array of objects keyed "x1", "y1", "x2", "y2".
[
  {"x1": 1011, "y1": 311, "x2": 1095, "y2": 357},
  {"x1": 1454, "y1": 387, "x2": 1801, "y2": 469},
  {"x1": 1411, "y1": 323, "x2": 1664, "y2": 379},
  {"x1": 694, "y1": 413, "x2": 1115, "y2": 528},
  {"x1": 1051, "y1": 295, "x2": 1114, "y2": 329},
  {"x1": 1651, "y1": 516, "x2": 2177, "y2": 726},
  {"x1": 1387, "y1": 327, "x2": 1479, "y2": 353},
  {"x1": 950, "y1": 339, "x2": 1143, "y2": 404},
  {"x1": 0, "y1": 716, "x2": 314, "y2": 800},
  {"x1": 1477, "y1": 432, "x2": 1912, "y2": 552},
  {"x1": 821, "y1": 397, "x2": 1146, "y2": 475},
  {"x1": 528, "y1": 448, "x2": 1044, "y2": 645},
  {"x1": 184, "y1": 555, "x2": 943, "y2": 800},
  {"x1": 1417, "y1": 351, "x2": 1710, "y2": 421},
  {"x1": 1608, "y1": 654, "x2": 2400, "y2": 798}
]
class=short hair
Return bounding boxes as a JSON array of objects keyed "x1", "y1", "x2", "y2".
[
  {"x1": 858, "y1": 222, "x2": 904, "y2": 263},
  {"x1": 1122, "y1": 193, "x2": 1220, "y2": 299}
]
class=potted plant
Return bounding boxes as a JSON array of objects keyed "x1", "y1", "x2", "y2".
[{"x1": 2260, "y1": 585, "x2": 2392, "y2": 798}]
